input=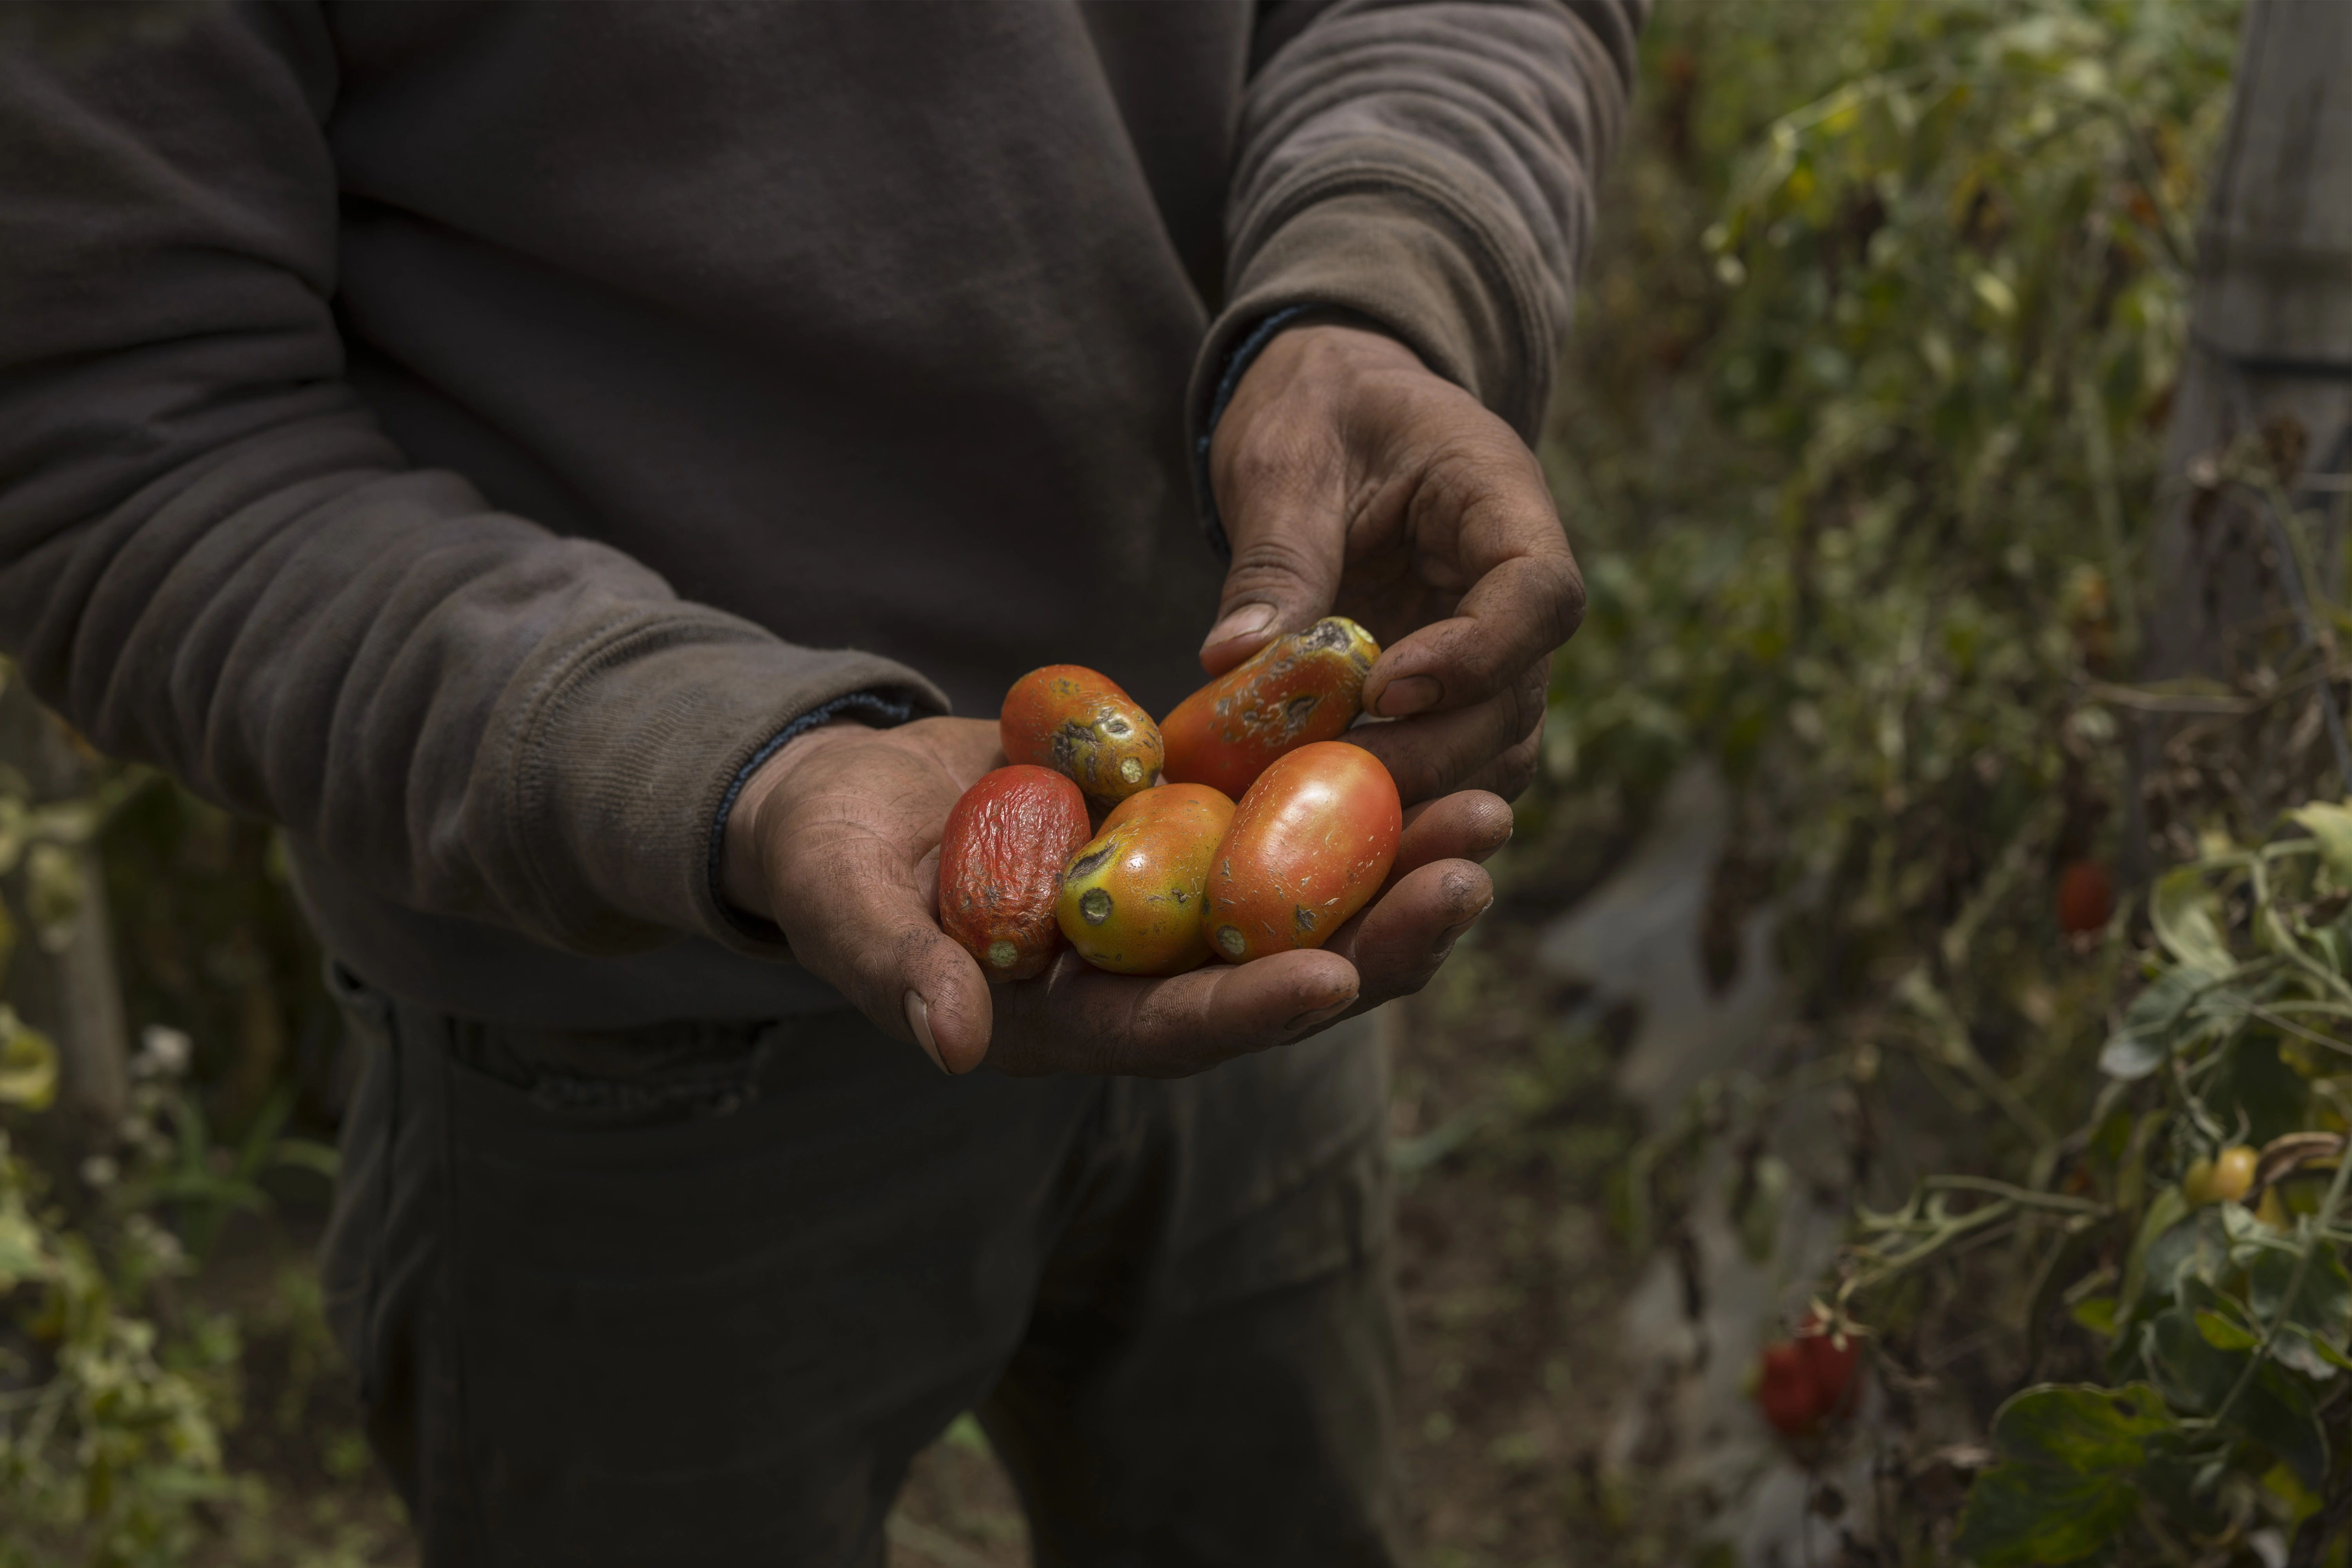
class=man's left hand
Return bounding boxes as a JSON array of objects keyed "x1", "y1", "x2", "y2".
[{"x1": 1203, "y1": 321, "x2": 1583, "y2": 804}]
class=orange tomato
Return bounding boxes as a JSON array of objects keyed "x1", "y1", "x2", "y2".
[
  {"x1": 1161, "y1": 617, "x2": 1379, "y2": 799},
  {"x1": 2183, "y1": 1144, "x2": 2257, "y2": 1206},
  {"x1": 937, "y1": 765, "x2": 1090, "y2": 982},
  {"x1": 1058, "y1": 784, "x2": 1236, "y2": 975},
  {"x1": 1205, "y1": 741, "x2": 1401, "y2": 963},
  {"x1": 1001, "y1": 665, "x2": 1163, "y2": 803}
]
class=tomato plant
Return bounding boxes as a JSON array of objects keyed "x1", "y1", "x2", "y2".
[{"x1": 1523, "y1": 0, "x2": 2296, "y2": 1559}]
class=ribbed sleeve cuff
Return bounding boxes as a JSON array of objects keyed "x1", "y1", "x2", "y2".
[
  {"x1": 1187, "y1": 164, "x2": 1557, "y2": 473},
  {"x1": 483, "y1": 614, "x2": 947, "y2": 959}
]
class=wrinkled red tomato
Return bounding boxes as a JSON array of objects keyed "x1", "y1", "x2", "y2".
[
  {"x1": 1204, "y1": 741, "x2": 1401, "y2": 963},
  {"x1": 937, "y1": 765, "x2": 1090, "y2": 982},
  {"x1": 1161, "y1": 617, "x2": 1379, "y2": 800},
  {"x1": 1000, "y1": 664, "x2": 1163, "y2": 804}
]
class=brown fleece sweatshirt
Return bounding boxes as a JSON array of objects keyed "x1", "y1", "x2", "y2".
[{"x1": 0, "y1": 0, "x2": 1639, "y2": 1026}]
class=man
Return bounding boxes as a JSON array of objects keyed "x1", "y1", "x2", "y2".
[{"x1": 0, "y1": 1, "x2": 1639, "y2": 1561}]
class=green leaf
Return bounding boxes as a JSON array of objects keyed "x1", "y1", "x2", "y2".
[
  {"x1": 2145, "y1": 1310, "x2": 2333, "y2": 1490},
  {"x1": 2144, "y1": 1308, "x2": 2237, "y2": 1413},
  {"x1": 2194, "y1": 1308, "x2": 2261, "y2": 1352},
  {"x1": 2234, "y1": 1362, "x2": 2330, "y2": 1492},
  {"x1": 2151, "y1": 867, "x2": 2232, "y2": 976},
  {"x1": 2101, "y1": 967, "x2": 2221, "y2": 1080},
  {"x1": 2290, "y1": 802, "x2": 2352, "y2": 887},
  {"x1": 1732, "y1": 1154, "x2": 1789, "y2": 1265},
  {"x1": 2071, "y1": 1297, "x2": 2119, "y2": 1337},
  {"x1": 2247, "y1": 1245, "x2": 2352, "y2": 1341},
  {"x1": 0, "y1": 1195, "x2": 52, "y2": 1287},
  {"x1": 2120, "y1": 1187, "x2": 2190, "y2": 1310},
  {"x1": 2097, "y1": 1028, "x2": 2169, "y2": 1081},
  {"x1": 0, "y1": 1005, "x2": 58, "y2": 1111},
  {"x1": 2275, "y1": 1327, "x2": 2346, "y2": 1383},
  {"x1": 1955, "y1": 1383, "x2": 2175, "y2": 1567},
  {"x1": 2286, "y1": 1325, "x2": 2352, "y2": 1377}
]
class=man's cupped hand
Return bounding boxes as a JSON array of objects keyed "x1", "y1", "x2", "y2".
[{"x1": 722, "y1": 717, "x2": 1508, "y2": 1076}]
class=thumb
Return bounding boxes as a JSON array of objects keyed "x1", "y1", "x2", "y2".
[
  {"x1": 1201, "y1": 371, "x2": 1351, "y2": 675},
  {"x1": 779, "y1": 840, "x2": 995, "y2": 1075},
  {"x1": 1199, "y1": 494, "x2": 1348, "y2": 676}
]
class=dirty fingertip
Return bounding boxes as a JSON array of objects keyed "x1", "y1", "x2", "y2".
[
  {"x1": 1201, "y1": 601, "x2": 1276, "y2": 654},
  {"x1": 904, "y1": 990, "x2": 949, "y2": 1074},
  {"x1": 1374, "y1": 674, "x2": 1442, "y2": 719}
]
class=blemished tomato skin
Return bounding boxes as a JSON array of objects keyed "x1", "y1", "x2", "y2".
[
  {"x1": 1205, "y1": 742, "x2": 1401, "y2": 963},
  {"x1": 1001, "y1": 665, "x2": 1164, "y2": 804},
  {"x1": 1161, "y1": 617, "x2": 1380, "y2": 800},
  {"x1": 938, "y1": 765, "x2": 1090, "y2": 983},
  {"x1": 1058, "y1": 784, "x2": 1236, "y2": 975}
]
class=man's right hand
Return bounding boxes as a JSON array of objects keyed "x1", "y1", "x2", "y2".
[{"x1": 720, "y1": 716, "x2": 1511, "y2": 1077}]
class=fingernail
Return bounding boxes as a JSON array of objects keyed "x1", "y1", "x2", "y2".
[
  {"x1": 1201, "y1": 602, "x2": 1277, "y2": 653},
  {"x1": 905, "y1": 990, "x2": 946, "y2": 1074},
  {"x1": 1376, "y1": 675, "x2": 1442, "y2": 718},
  {"x1": 1284, "y1": 998, "x2": 1356, "y2": 1033}
]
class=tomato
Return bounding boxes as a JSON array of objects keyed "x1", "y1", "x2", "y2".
[
  {"x1": 2183, "y1": 1144, "x2": 2257, "y2": 1206},
  {"x1": 1755, "y1": 1310, "x2": 1863, "y2": 1439},
  {"x1": 1057, "y1": 784, "x2": 1236, "y2": 975},
  {"x1": 1205, "y1": 742, "x2": 1401, "y2": 963},
  {"x1": 2056, "y1": 859, "x2": 2113, "y2": 935},
  {"x1": 1798, "y1": 1314, "x2": 1860, "y2": 1421},
  {"x1": 1757, "y1": 1341, "x2": 1817, "y2": 1438},
  {"x1": 1161, "y1": 617, "x2": 1380, "y2": 799},
  {"x1": 1001, "y1": 665, "x2": 1163, "y2": 804},
  {"x1": 937, "y1": 765, "x2": 1090, "y2": 982}
]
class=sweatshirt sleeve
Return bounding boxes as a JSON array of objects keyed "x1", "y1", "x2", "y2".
[
  {"x1": 0, "y1": 5, "x2": 946, "y2": 959},
  {"x1": 1192, "y1": 0, "x2": 1646, "y2": 446}
]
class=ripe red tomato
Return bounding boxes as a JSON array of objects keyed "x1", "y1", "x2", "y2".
[
  {"x1": 2056, "y1": 859, "x2": 2113, "y2": 935},
  {"x1": 1204, "y1": 741, "x2": 1401, "y2": 963},
  {"x1": 1799, "y1": 1316, "x2": 1860, "y2": 1420},
  {"x1": 1757, "y1": 1341, "x2": 1817, "y2": 1437},
  {"x1": 1755, "y1": 1311, "x2": 1862, "y2": 1439}
]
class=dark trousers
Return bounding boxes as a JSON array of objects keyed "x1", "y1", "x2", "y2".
[{"x1": 320, "y1": 963, "x2": 1403, "y2": 1566}]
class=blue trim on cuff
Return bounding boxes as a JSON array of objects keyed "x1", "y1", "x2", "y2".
[
  {"x1": 1194, "y1": 304, "x2": 1317, "y2": 562},
  {"x1": 705, "y1": 690, "x2": 919, "y2": 939}
]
